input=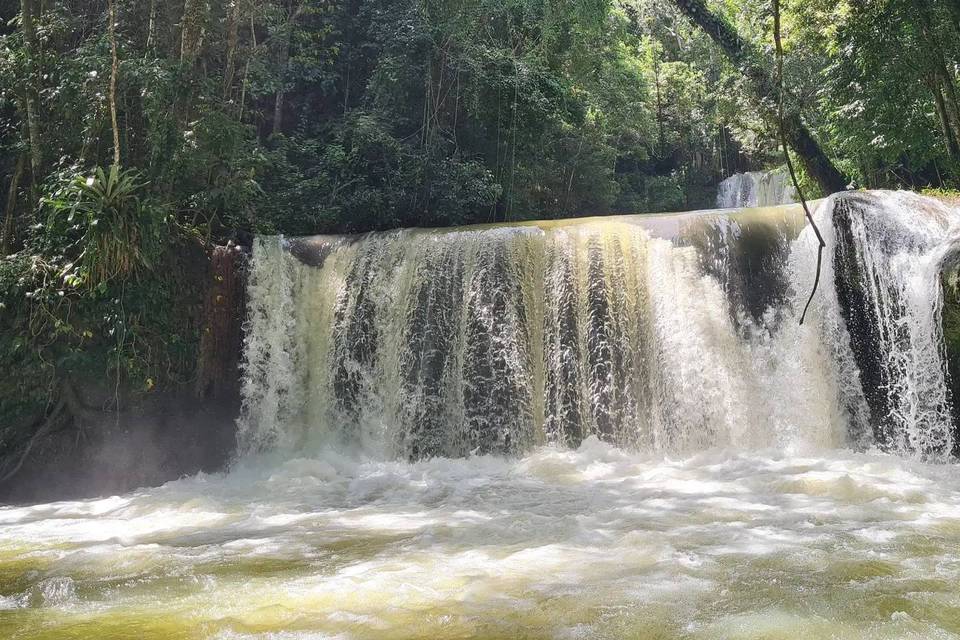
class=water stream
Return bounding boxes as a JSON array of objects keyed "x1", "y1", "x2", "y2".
[
  {"x1": 716, "y1": 171, "x2": 797, "y2": 209},
  {"x1": 2, "y1": 191, "x2": 960, "y2": 639}
]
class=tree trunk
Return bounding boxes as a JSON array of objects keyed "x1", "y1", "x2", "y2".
[
  {"x1": 223, "y1": 0, "x2": 242, "y2": 100},
  {"x1": 938, "y1": 70, "x2": 960, "y2": 151},
  {"x1": 19, "y1": 0, "x2": 42, "y2": 183},
  {"x1": 917, "y1": 4, "x2": 960, "y2": 165},
  {"x1": 108, "y1": 0, "x2": 121, "y2": 166},
  {"x1": 144, "y1": 0, "x2": 157, "y2": 54},
  {"x1": 669, "y1": 0, "x2": 848, "y2": 194},
  {"x1": 273, "y1": 27, "x2": 292, "y2": 136},
  {"x1": 653, "y1": 54, "x2": 666, "y2": 154},
  {"x1": 273, "y1": 90, "x2": 285, "y2": 136},
  {"x1": 180, "y1": 0, "x2": 205, "y2": 66},
  {"x1": 239, "y1": 11, "x2": 257, "y2": 122},
  {"x1": 932, "y1": 77, "x2": 960, "y2": 162},
  {"x1": 1, "y1": 154, "x2": 26, "y2": 256},
  {"x1": 272, "y1": 4, "x2": 307, "y2": 136}
]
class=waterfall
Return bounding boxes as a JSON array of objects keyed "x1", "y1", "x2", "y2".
[
  {"x1": 832, "y1": 192, "x2": 960, "y2": 456},
  {"x1": 238, "y1": 192, "x2": 959, "y2": 460},
  {"x1": 717, "y1": 170, "x2": 797, "y2": 208},
  {"x1": 8, "y1": 191, "x2": 960, "y2": 640}
]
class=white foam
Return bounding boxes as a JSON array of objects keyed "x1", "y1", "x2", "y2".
[{"x1": 2, "y1": 446, "x2": 960, "y2": 636}]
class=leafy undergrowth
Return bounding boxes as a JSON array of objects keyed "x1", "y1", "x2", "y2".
[{"x1": 0, "y1": 166, "x2": 210, "y2": 487}]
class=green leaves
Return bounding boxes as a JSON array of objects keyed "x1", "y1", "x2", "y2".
[{"x1": 48, "y1": 165, "x2": 163, "y2": 288}]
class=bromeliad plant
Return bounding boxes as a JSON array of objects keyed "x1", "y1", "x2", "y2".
[
  {"x1": 48, "y1": 165, "x2": 166, "y2": 289},
  {"x1": 0, "y1": 164, "x2": 197, "y2": 468}
]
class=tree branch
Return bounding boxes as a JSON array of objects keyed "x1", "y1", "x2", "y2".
[
  {"x1": 108, "y1": 0, "x2": 121, "y2": 166},
  {"x1": 0, "y1": 399, "x2": 66, "y2": 485}
]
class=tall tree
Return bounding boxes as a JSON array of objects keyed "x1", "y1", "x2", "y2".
[
  {"x1": 223, "y1": 0, "x2": 242, "y2": 100},
  {"x1": 19, "y1": 0, "x2": 42, "y2": 185},
  {"x1": 668, "y1": 0, "x2": 849, "y2": 194},
  {"x1": 180, "y1": 0, "x2": 206, "y2": 66},
  {"x1": 108, "y1": 0, "x2": 121, "y2": 166}
]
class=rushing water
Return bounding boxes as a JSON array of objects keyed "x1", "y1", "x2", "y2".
[
  {"x1": 236, "y1": 191, "x2": 956, "y2": 459},
  {"x1": 4, "y1": 444, "x2": 960, "y2": 639},
  {"x1": 717, "y1": 171, "x2": 797, "y2": 209},
  {"x1": 3, "y1": 191, "x2": 960, "y2": 638},
  {"x1": 238, "y1": 204, "x2": 835, "y2": 459}
]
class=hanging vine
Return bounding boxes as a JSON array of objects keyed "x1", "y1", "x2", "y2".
[{"x1": 773, "y1": 0, "x2": 826, "y2": 325}]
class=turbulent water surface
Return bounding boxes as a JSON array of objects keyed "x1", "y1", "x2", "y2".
[
  {"x1": 3, "y1": 191, "x2": 960, "y2": 638},
  {"x1": 3, "y1": 443, "x2": 960, "y2": 639}
]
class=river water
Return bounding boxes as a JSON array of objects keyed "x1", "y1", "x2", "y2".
[
  {"x1": 3, "y1": 192, "x2": 960, "y2": 638},
  {"x1": 3, "y1": 441, "x2": 960, "y2": 639}
]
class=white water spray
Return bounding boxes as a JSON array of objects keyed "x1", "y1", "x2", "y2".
[
  {"x1": 717, "y1": 170, "x2": 797, "y2": 208},
  {"x1": 831, "y1": 192, "x2": 960, "y2": 455},
  {"x1": 238, "y1": 192, "x2": 960, "y2": 460}
]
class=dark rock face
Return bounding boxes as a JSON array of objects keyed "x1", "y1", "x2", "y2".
[
  {"x1": 196, "y1": 244, "x2": 247, "y2": 399},
  {"x1": 831, "y1": 192, "x2": 960, "y2": 456},
  {"x1": 0, "y1": 391, "x2": 240, "y2": 504},
  {"x1": 831, "y1": 196, "x2": 892, "y2": 447},
  {"x1": 0, "y1": 244, "x2": 247, "y2": 505},
  {"x1": 940, "y1": 256, "x2": 960, "y2": 458}
]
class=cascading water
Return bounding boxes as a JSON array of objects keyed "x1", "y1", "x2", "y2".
[
  {"x1": 4, "y1": 191, "x2": 960, "y2": 640},
  {"x1": 237, "y1": 191, "x2": 955, "y2": 460},
  {"x1": 832, "y1": 192, "x2": 960, "y2": 456},
  {"x1": 716, "y1": 169, "x2": 797, "y2": 208}
]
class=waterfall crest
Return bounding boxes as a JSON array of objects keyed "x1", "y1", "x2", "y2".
[
  {"x1": 717, "y1": 170, "x2": 797, "y2": 208},
  {"x1": 239, "y1": 192, "x2": 960, "y2": 460}
]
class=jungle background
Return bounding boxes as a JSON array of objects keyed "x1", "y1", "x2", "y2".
[{"x1": 2, "y1": 0, "x2": 959, "y2": 494}]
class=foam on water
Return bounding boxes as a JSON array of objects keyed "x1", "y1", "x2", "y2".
[{"x1": 3, "y1": 443, "x2": 960, "y2": 638}]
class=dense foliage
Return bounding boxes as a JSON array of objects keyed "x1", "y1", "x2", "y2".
[
  {"x1": 1, "y1": 0, "x2": 958, "y2": 239},
  {"x1": 3, "y1": 0, "x2": 960, "y2": 464}
]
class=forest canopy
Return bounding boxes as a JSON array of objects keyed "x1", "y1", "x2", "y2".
[
  {"x1": 3, "y1": 0, "x2": 960, "y2": 450},
  {"x1": 2, "y1": 0, "x2": 959, "y2": 240}
]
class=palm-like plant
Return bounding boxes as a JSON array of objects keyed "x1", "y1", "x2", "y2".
[{"x1": 56, "y1": 165, "x2": 164, "y2": 288}]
